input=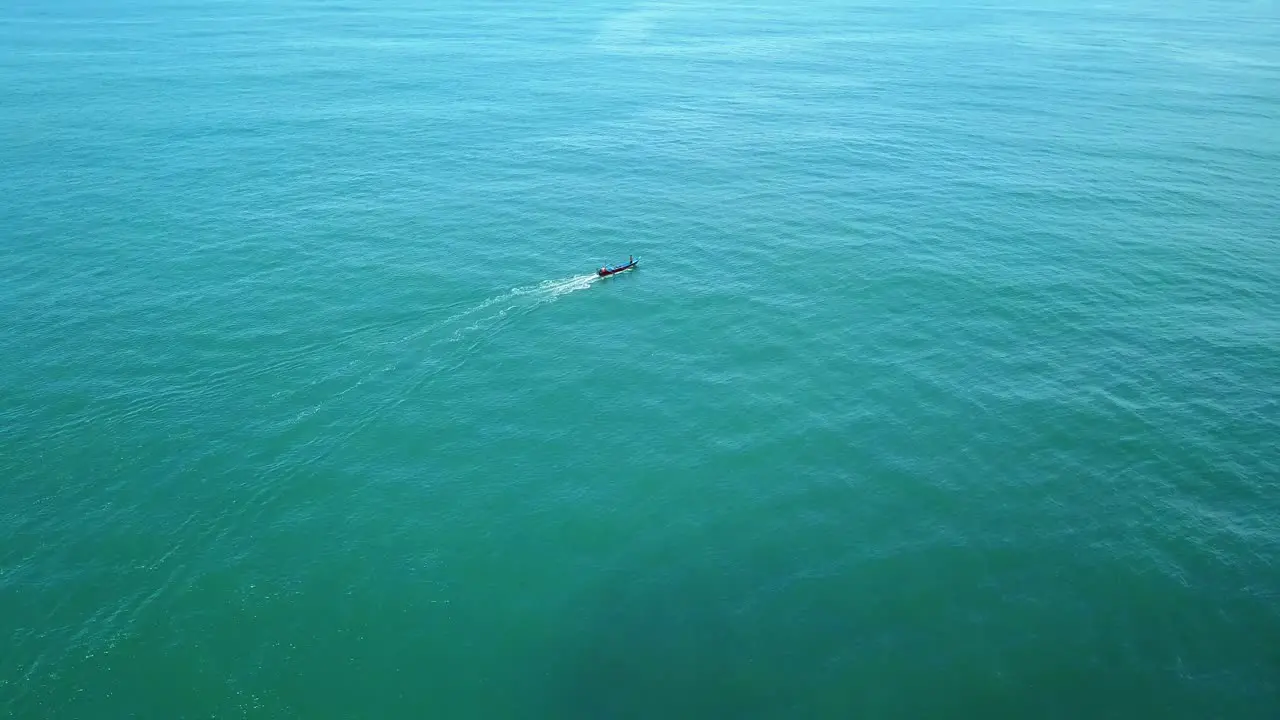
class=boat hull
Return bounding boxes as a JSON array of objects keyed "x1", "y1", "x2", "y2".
[{"x1": 598, "y1": 259, "x2": 638, "y2": 277}]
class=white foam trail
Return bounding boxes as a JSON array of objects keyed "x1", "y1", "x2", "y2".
[
  {"x1": 446, "y1": 273, "x2": 598, "y2": 343},
  {"x1": 204, "y1": 272, "x2": 605, "y2": 582},
  {"x1": 281, "y1": 273, "x2": 602, "y2": 447}
]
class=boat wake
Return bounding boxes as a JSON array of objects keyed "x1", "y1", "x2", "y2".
[
  {"x1": 442, "y1": 273, "x2": 599, "y2": 346},
  {"x1": 267, "y1": 273, "x2": 602, "y2": 461},
  {"x1": 365, "y1": 272, "x2": 602, "y2": 396},
  {"x1": 175, "y1": 271, "x2": 605, "y2": 586}
]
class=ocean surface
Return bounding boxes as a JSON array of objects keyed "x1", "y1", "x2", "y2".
[{"x1": 2, "y1": 0, "x2": 1278, "y2": 717}]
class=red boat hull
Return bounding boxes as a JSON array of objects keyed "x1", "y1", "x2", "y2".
[{"x1": 598, "y1": 260, "x2": 638, "y2": 277}]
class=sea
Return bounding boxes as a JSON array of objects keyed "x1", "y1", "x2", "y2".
[{"x1": 1, "y1": 0, "x2": 1277, "y2": 717}]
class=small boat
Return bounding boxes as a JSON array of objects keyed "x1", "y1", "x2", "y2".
[{"x1": 598, "y1": 256, "x2": 638, "y2": 277}]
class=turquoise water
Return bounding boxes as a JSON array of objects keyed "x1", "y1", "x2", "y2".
[{"x1": 3, "y1": 0, "x2": 1279, "y2": 716}]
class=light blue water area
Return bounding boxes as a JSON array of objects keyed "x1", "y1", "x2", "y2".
[{"x1": 2, "y1": 0, "x2": 1278, "y2": 717}]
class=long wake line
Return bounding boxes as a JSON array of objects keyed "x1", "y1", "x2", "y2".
[{"x1": 275, "y1": 272, "x2": 602, "y2": 458}]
